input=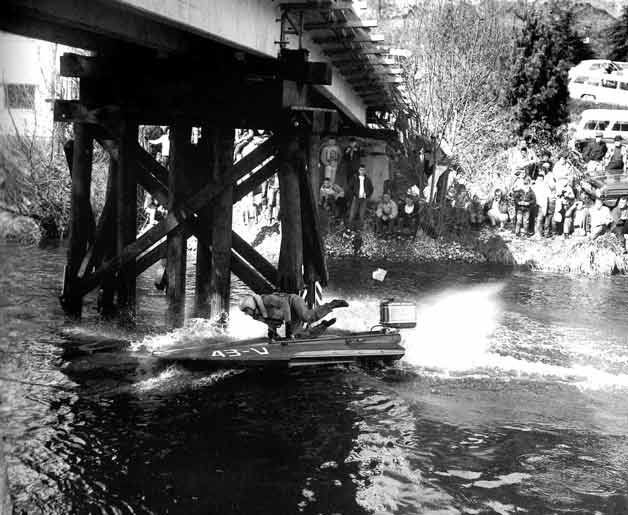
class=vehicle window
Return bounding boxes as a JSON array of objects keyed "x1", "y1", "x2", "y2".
[
  {"x1": 620, "y1": 82, "x2": 628, "y2": 91},
  {"x1": 590, "y1": 63, "x2": 601, "y2": 69},
  {"x1": 573, "y1": 76, "x2": 587, "y2": 84},
  {"x1": 614, "y1": 123, "x2": 628, "y2": 132},
  {"x1": 584, "y1": 121, "x2": 610, "y2": 130},
  {"x1": 601, "y1": 79, "x2": 618, "y2": 89},
  {"x1": 586, "y1": 80, "x2": 600, "y2": 86}
]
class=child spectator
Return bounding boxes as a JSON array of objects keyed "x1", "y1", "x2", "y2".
[
  {"x1": 486, "y1": 188, "x2": 509, "y2": 229},
  {"x1": 513, "y1": 177, "x2": 535, "y2": 236},
  {"x1": 375, "y1": 193, "x2": 398, "y2": 234},
  {"x1": 319, "y1": 177, "x2": 345, "y2": 220}
]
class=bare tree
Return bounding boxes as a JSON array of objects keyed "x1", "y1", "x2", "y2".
[{"x1": 396, "y1": 0, "x2": 513, "y2": 205}]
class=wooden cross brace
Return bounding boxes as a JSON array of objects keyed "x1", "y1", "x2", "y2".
[{"x1": 68, "y1": 137, "x2": 281, "y2": 298}]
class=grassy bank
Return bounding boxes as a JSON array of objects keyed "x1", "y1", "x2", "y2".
[{"x1": 249, "y1": 222, "x2": 627, "y2": 277}]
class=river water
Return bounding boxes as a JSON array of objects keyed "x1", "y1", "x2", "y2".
[{"x1": 1, "y1": 241, "x2": 628, "y2": 514}]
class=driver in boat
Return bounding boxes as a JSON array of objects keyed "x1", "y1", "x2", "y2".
[{"x1": 239, "y1": 293, "x2": 349, "y2": 342}]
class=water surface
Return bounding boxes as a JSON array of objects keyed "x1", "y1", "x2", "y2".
[{"x1": 1, "y1": 242, "x2": 628, "y2": 514}]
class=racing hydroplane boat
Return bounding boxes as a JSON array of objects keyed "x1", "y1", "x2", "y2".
[{"x1": 153, "y1": 299, "x2": 415, "y2": 369}]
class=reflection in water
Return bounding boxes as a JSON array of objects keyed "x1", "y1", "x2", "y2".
[{"x1": 2, "y1": 243, "x2": 628, "y2": 514}]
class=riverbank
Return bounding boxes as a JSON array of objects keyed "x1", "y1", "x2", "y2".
[{"x1": 248, "y1": 222, "x2": 628, "y2": 276}]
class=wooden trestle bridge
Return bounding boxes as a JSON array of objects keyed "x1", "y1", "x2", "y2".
[{"x1": 1, "y1": 0, "x2": 402, "y2": 323}]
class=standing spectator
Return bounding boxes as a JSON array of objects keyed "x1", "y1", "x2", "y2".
[
  {"x1": 513, "y1": 177, "x2": 536, "y2": 236},
  {"x1": 347, "y1": 164, "x2": 373, "y2": 230},
  {"x1": 589, "y1": 196, "x2": 613, "y2": 240},
  {"x1": 398, "y1": 195, "x2": 420, "y2": 233},
  {"x1": 509, "y1": 139, "x2": 538, "y2": 178},
  {"x1": 553, "y1": 153, "x2": 575, "y2": 192},
  {"x1": 532, "y1": 173, "x2": 551, "y2": 238},
  {"x1": 486, "y1": 188, "x2": 509, "y2": 229},
  {"x1": 611, "y1": 196, "x2": 628, "y2": 252},
  {"x1": 537, "y1": 151, "x2": 553, "y2": 181},
  {"x1": 252, "y1": 183, "x2": 265, "y2": 224},
  {"x1": 265, "y1": 174, "x2": 280, "y2": 224},
  {"x1": 375, "y1": 193, "x2": 398, "y2": 234},
  {"x1": 604, "y1": 136, "x2": 627, "y2": 176},
  {"x1": 565, "y1": 198, "x2": 589, "y2": 237},
  {"x1": 319, "y1": 138, "x2": 342, "y2": 183},
  {"x1": 582, "y1": 132, "x2": 607, "y2": 174}
]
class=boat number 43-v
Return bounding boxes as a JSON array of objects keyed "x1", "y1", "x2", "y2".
[{"x1": 210, "y1": 347, "x2": 270, "y2": 358}]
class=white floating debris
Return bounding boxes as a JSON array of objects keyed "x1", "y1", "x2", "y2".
[{"x1": 372, "y1": 268, "x2": 387, "y2": 282}]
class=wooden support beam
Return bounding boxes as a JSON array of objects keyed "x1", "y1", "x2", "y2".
[
  {"x1": 304, "y1": 20, "x2": 378, "y2": 30},
  {"x1": 116, "y1": 119, "x2": 138, "y2": 316},
  {"x1": 231, "y1": 232, "x2": 278, "y2": 286},
  {"x1": 230, "y1": 251, "x2": 275, "y2": 294},
  {"x1": 208, "y1": 127, "x2": 235, "y2": 318},
  {"x1": 71, "y1": 138, "x2": 281, "y2": 300},
  {"x1": 277, "y1": 122, "x2": 305, "y2": 293},
  {"x1": 166, "y1": 122, "x2": 191, "y2": 317},
  {"x1": 312, "y1": 34, "x2": 385, "y2": 45},
  {"x1": 136, "y1": 241, "x2": 167, "y2": 278},
  {"x1": 60, "y1": 123, "x2": 93, "y2": 316},
  {"x1": 233, "y1": 157, "x2": 278, "y2": 203}
]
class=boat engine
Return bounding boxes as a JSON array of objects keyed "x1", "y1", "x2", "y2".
[{"x1": 379, "y1": 299, "x2": 416, "y2": 329}]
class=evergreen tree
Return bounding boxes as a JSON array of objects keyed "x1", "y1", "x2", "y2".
[
  {"x1": 548, "y1": 3, "x2": 595, "y2": 65},
  {"x1": 506, "y1": 10, "x2": 570, "y2": 135},
  {"x1": 608, "y1": 6, "x2": 628, "y2": 61}
]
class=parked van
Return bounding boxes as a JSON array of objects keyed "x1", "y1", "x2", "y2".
[
  {"x1": 573, "y1": 109, "x2": 628, "y2": 145},
  {"x1": 569, "y1": 73, "x2": 628, "y2": 106}
]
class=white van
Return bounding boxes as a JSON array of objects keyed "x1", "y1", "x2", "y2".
[
  {"x1": 568, "y1": 60, "x2": 627, "y2": 79},
  {"x1": 573, "y1": 109, "x2": 628, "y2": 144},
  {"x1": 569, "y1": 73, "x2": 628, "y2": 106}
]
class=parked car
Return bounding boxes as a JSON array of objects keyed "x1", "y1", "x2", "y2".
[{"x1": 568, "y1": 59, "x2": 627, "y2": 79}]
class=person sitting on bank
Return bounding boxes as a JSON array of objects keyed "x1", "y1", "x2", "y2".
[
  {"x1": 604, "y1": 136, "x2": 627, "y2": 176},
  {"x1": 486, "y1": 188, "x2": 509, "y2": 229},
  {"x1": 397, "y1": 195, "x2": 420, "y2": 233},
  {"x1": 347, "y1": 164, "x2": 373, "y2": 230},
  {"x1": 611, "y1": 196, "x2": 628, "y2": 253},
  {"x1": 375, "y1": 193, "x2": 398, "y2": 234},
  {"x1": 319, "y1": 177, "x2": 345, "y2": 217},
  {"x1": 589, "y1": 195, "x2": 613, "y2": 240},
  {"x1": 467, "y1": 194, "x2": 484, "y2": 228},
  {"x1": 583, "y1": 132, "x2": 607, "y2": 174},
  {"x1": 239, "y1": 293, "x2": 349, "y2": 341}
]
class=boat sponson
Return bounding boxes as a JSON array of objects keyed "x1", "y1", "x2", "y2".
[{"x1": 153, "y1": 330, "x2": 404, "y2": 368}]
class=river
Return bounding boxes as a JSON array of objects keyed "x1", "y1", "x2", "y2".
[{"x1": 1, "y1": 241, "x2": 627, "y2": 514}]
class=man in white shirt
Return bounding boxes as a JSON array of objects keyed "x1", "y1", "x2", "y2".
[{"x1": 347, "y1": 164, "x2": 373, "y2": 230}]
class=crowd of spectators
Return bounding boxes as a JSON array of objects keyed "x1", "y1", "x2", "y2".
[{"x1": 467, "y1": 136, "x2": 628, "y2": 253}]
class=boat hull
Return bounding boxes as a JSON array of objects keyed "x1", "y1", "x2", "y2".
[{"x1": 153, "y1": 331, "x2": 404, "y2": 368}]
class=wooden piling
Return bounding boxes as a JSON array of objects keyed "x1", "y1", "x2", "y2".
[
  {"x1": 166, "y1": 123, "x2": 190, "y2": 320},
  {"x1": 208, "y1": 127, "x2": 234, "y2": 317},
  {"x1": 116, "y1": 119, "x2": 138, "y2": 317},
  {"x1": 194, "y1": 127, "x2": 213, "y2": 317},
  {"x1": 62, "y1": 122, "x2": 93, "y2": 316},
  {"x1": 277, "y1": 122, "x2": 305, "y2": 293}
]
